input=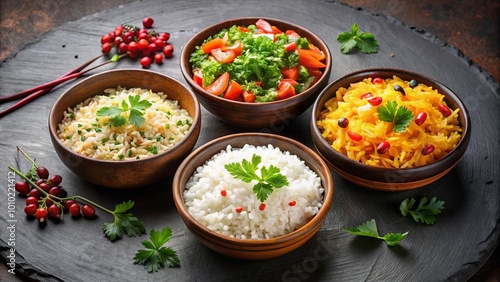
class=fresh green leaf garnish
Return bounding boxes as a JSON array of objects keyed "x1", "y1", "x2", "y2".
[
  {"x1": 343, "y1": 219, "x2": 408, "y2": 246},
  {"x1": 377, "y1": 101, "x2": 414, "y2": 132},
  {"x1": 337, "y1": 23, "x2": 378, "y2": 54},
  {"x1": 224, "y1": 154, "x2": 289, "y2": 202},
  {"x1": 133, "y1": 227, "x2": 180, "y2": 272},
  {"x1": 97, "y1": 94, "x2": 152, "y2": 127},
  {"x1": 102, "y1": 200, "x2": 146, "y2": 241},
  {"x1": 400, "y1": 197, "x2": 445, "y2": 225}
]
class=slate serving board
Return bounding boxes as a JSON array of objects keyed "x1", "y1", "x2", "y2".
[{"x1": 0, "y1": 0, "x2": 499, "y2": 281}]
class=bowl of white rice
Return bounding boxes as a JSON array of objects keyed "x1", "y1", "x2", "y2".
[
  {"x1": 49, "y1": 69, "x2": 201, "y2": 188},
  {"x1": 172, "y1": 133, "x2": 334, "y2": 259}
]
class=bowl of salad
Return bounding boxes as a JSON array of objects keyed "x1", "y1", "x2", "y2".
[{"x1": 180, "y1": 18, "x2": 332, "y2": 128}]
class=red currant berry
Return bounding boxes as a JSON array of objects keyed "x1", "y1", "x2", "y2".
[
  {"x1": 48, "y1": 205, "x2": 61, "y2": 219},
  {"x1": 159, "y1": 32, "x2": 170, "y2": 42},
  {"x1": 24, "y1": 204, "x2": 37, "y2": 216},
  {"x1": 142, "y1": 17, "x2": 154, "y2": 28},
  {"x1": 62, "y1": 199, "x2": 77, "y2": 210},
  {"x1": 35, "y1": 208, "x2": 48, "y2": 223},
  {"x1": 45, "y1": 198, "x2": 54, "y2": 207},
  {"x1": 137, "y1": 39, "x2": 149, "y2": 52},
  {"x1": 154, "y1": 38, "x2": 165, "y2": 49},
  {"x1": 127, "y1": 41, "x2": 139, "y2": 53},
  {"x1": 100, "y1": 34, "x2": 111, "y2": 44},
  {"x1": 102, "y1": 42, "x2": 112, "y2": 54},
  {"x1": 15, "y1": 181, "x2": 30, "y2": 195},
  {"x1": 49, "y1": 174, "x2": 62, "y2": 186},
  {"x1": 138, "y1": 32, "x2": 149, "y2": 41},
  {"x1": 140, "y1": 57, "x2": 152, "y2": 68},
  {"x1": 82, "y1": 205, "x2": 96, "y2": 218},
  {"x1": 28, "y1": 188, "x2": 42, "y2": 199},
  {"x1": 154, "y1": 53, "x2": 163, "y2": 65},
  {"x1": 49, "y1": 186, "x2": 66, "y2": 198},
  {"x1": 113, "y1": 36, "x2": 123, "y2": 45},
  {"x1": 36, "y1": 166, "x2": 49, "y2": 179},
  {"x1": 69, "y1": 203, "x2": 81, "y2": 217},
  {"x1": 38, "y1": 182, "x2": 51, "y2": 193},
  {"x1": 147, "y1": 43, "x2": 157, "y2": 53},
  {"x1": 118, "y1": 42, "x2": 128, "y2": 54},
  {"x1": 163, "y1": 45, "x2": 174, "y2": 58},
  {"x1": 26, "y1": 196, "x2": 39, "y2": 206}
]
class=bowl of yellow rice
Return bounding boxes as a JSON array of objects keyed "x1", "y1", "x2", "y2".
[{"x1": 311, "y1": 68, "x2": 470, "y2": 191}]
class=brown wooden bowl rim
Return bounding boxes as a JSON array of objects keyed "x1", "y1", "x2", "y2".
[
  {"x1": 310, "y1": 68, "x2": 471, "y2": 184},
  {"x1": 179, "y1": 17, "x2": 332, "y2": 107},
  {"x1": 48, "y1": 69, "x2": 202, "y2": 164},
  {"x1": 172, "y1": 132, "x2": 334, "y2": 247}
]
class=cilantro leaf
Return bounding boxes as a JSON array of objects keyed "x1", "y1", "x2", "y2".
[
  {"x1": 97, "y1": 94, "x2": 152, "y2": 127},
  {"x1": 377, "y1": 101, "x2": 414, "y2": 133},
  {"x1": 225, "y1": 154, "x2": 289, "y2": 202},
  {"x1": 102, "y1": 200, "x2": 146, "y2": 241},
  {"x1": 337, "y1": 23, "x2": 378, "y2": 54},
  {"x1": 133, "y1": 227, "x2": 180, "y2": 272},
  {"x1": 400, "y1": 197, "x2": 445, "y2": 225},
  {"x1": 343, "y1": 219, "x2": 408, "y2": 246}
]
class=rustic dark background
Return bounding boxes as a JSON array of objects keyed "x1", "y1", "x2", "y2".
[{"x1": 0, "y1": 0, "x2": 498, "y2": 281}]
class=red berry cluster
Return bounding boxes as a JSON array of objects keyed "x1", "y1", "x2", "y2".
[
  {"x1": 100, "y1": 17, "x2": 174, "y2": 68},
  {"x1": 14, "y1": 166, "x2": 96, "y2": 223}
]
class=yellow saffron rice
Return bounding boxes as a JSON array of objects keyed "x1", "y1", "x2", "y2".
[{"x1": 317, "y1": 76, "x2": 462, "y2": 168}]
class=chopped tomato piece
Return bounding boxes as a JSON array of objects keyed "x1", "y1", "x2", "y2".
[
  {"x1": 306, "y1": 45, "x2": 326, "y2": 61},
  {"x1": 221, "y1": 41, "x2": 244, "y2": 56},
  {"x1": 281, "y1": 66, "x2": 299, "y2": 81},
  {"x1": 224, "y1": 80, "x2": 243, "y2": 100},
  {"x1": 297, "y1": 49, "x2": 326, "y2": 69},
  {"x1": 210, "y1": 48, "x2": 236, "y2": 63},
  {"x1": 284, "y1": 41, "x2": 297, "y2": 52},
  {"x1": 271, "y1": 25, "x2": 283, "y2": 35},
  {"x1": 285, "y1": 30, "x2": 300, "y2": 37},
  {"x1": 307, "y1": 68, "x2": 323, "y2": 84},
  {"x1": 278, "y1": 79, "x2": 298, "y2": 89},
  {"x1": 242, "y1": 91, "x2": 256, "y2": 103},
  {"x1": 193, "y1": 70, "x2": 203, "y2": 87},
  {"x1": 256, "y1": 19, "x2": 274, "y2": 34},
  {"x1": 205, "y1": 72, "x2": 229, "y2": 95},
  {"x1": 254, "y1": 81, "x2": 263, "y2": 87},
  {"x1": 238, "y1": 26, "x2": 249, "y2": 32},
  {"x1": 277, "y1": 81, "x2": 296, "y2": 100},
  {"x1": 201, "y1": 37, "x2": 226, "y2": 53}
]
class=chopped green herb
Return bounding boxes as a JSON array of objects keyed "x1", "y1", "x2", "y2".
[
  {"x1": 400, "y1": 197, "x2": 445, "y2": 225},
  {"x1": 93, "y1": 145, "x2": 98, "y2": 150},
  {"x1": 78, "y1": 124, "x2": 82, "y2": 128},
  {"x1": 118, "y1": 154, "x2": 125, "y2": 159},
  {"x1": 101, "y1": 138, "x2": 109, "y2": 144},
  {"x1": 86, "y1": 128, "x2": 92, "y2": 132},
  {"x1": 377, "y1": 101, "x2": 414, "y2": 133},
  {"x1": 81, "y1": 136, "x2": 86, "y2": 142},
  {"x1": 165, "y1": 124, "x2": 170, "y2": 129},
  {"x1": 343, "y1": 219, "x2": 408, "y2": 246},
  {"x1": 337, "y1": 23, "x2": 378, "y2": 54},
  {"x1": 176, "y1": 120, "x2": 182, "y2": 126},
  {"x1": 114, "y1": 141, "x2": 121, "y2": 145},
  {"x1": 156, "y1": 136, "x2": 162, "y2": 142},
  {"x1": 147, "y1": 146, "x2": 158, "y2": 154},
  {"x1": 77, "y1": 130, "x2": 82, "y2": 135},
  {"x1": 96, "y1": 128, "x2": 102, "y2": 133},
  {"x1": 224, "y1": 154, "x2": 289, "y2": 202},
  {"x1": 128, "y1": 150, "x2": 133, "y2": 157}
]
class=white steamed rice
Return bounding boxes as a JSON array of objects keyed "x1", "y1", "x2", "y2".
[
  {"x1": 184, "y1": 144, "x2": 324, "y2": 240},
  {"x1": 57, "y1": 86, "x2": 192, "y2": 160}
]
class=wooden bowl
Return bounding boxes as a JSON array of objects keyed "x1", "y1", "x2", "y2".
[
  {"x1": 310, "y1": 68, "x2": 471, "y2": 191},
  {"x1": 48, "y1": 69, "x2": 201, "y2": 188},
  {"x1": 180, "y1": 17, "x2": 332, "y2": 128},
  {"x1": 172, "y1": 133, "x2": 334, "y2": 259}
]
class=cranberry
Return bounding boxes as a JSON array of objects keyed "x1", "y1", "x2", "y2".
[{"x1": 28, "y1": 188, "x2": 42, "y2": 199}]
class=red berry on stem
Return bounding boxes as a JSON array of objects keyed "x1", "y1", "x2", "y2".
[
  {"x1": 154, "y1": 53, "x2": 163, "y2": 65},
  {"x1": 15, "y1": 181, "x2": 30, "y2": 195},
  {"x1": 101, "y1": 42, "x2": 112, "y2": 54},
  {"x1": 26, "y1": 196, "x2": 39, "y2": 206},
  {"x1": 127, "y1": 41, "x2": 139, "y2": 53},
  {"x1": 24, "y1": 204, "x2": 37, "y2": 216},
  {"x1": 48, "y1": 205, "x2": 61, "y2": 219},
  {"x1": 49, "y1": 174, "x2": 62, "y2": 186},
  {"x1": 82, "y1": 205, "x2": 96, "y2": 218},
  {"x1": 28, "y1": 188, "x2": 42, "y2": 199},
  {"x1": 100, "y1": 34, "x2": 111, "y2": 44},
  {"x1": 69, "y1": 203, "x2": 81, "y2": 217},
  {"x1": 143, "y1": 17, "x2": 154, "y2": 28},
  {"x1": 159, "y1": 32, "x2": 170, "y2": 42},
  {"x1": 63, "y1": 199, "x2": 77, "y2": 210},
  {"x1": 137, "y1": 39, "x2": 149, "y2": 52},
  {"x1": 37, "y1": 166, "x2": 49, "y2": 179},
  {"x1": 38, "y1": 182, "x2": 51, "y2": 193},
  {"x1": 49, "y1": 186, "x2": 66, "y2": 198},
  {"x1": 140, "y1": 57, "x2": 152, "y2": 68},
  {"x1": 35, "y1": 208, "x2": 48, "y2": 223},
  {"x1": 118, "y1": 42, "x2": 128, "y2": 54}
]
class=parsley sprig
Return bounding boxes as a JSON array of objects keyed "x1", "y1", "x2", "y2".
[
  {"x1": 377, "y1": 101, "x2": 414, "y2": 132},
  {"x1": 97, "y1": 94, "x2": 152, "y2": 127},
  {"x1": 224, "y1": 154, "x2": 289, "y2": 202},
  {"x1": 133, "y1": 227, "x2": 180, "y2": 272},
  {"x1": 337, "y1": 23, "x2": 379, "y2": 54},
  {"x1": 400, "y1": 197, "x2": 445, "y2": 225},
  {"x1": 102, "y1": 200, "x2": 146, "y2": 241},
  {"x1": 343, "y1": 219, "x2": 408, "y2": 246}
]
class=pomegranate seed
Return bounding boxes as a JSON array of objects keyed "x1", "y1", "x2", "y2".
[
  {"x1": 220, "y1": 190, "x2": 227, "y2": 197},
  {"x1": 288, "y1": 201, "x2": 296, "y2": 206},
  {"x1": 377, "y1": 141, "x2": 390, "y2": 154},
  {"x1": 347, "y1": 131, "x2": 363, "y2": 142},
  {"x1": 259, "y1": 203, "x2": 266, "y2": 211},
  {"x1": 438, "y1": 104, "x2": 452, "y2": 117},
  {"x1": 360, "y1": 92, "x2": 373, "y2": 99},
  {"x1": 235, "y1": 206, "x2": 243, "y2": 213},
  {"x1": 372, "y1": 77, "x2": 383, "y2": 84},
  {"x1": 415, "y1": 112, "x2": 427, "y2": 126},
  {"x1": 422, "y1": 144, "x2": 435, "y2": 155},
  {"x1": 337, "y1": 117, "x2": 349, "y2": 128},
  {"x1": 368, "y1": 96, "x2": 382, "y2": 106}
]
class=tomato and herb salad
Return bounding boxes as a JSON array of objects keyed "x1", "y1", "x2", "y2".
[{"x1": 189, "y1": 19, "x2": 327, "y2": 103}]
